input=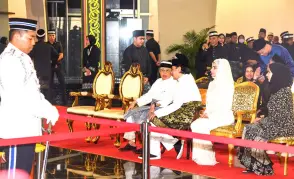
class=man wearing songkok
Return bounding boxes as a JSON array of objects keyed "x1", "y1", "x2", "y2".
[
  {"x1": 47, "y1": 29, "x2": 67, "y2": 105},
  {"x1": 119, "y1": 61, "x2": 177, "y2": 153},
  {"x1": 267, "y1": 32, "x2": 274, "y2": 44},
  {"x1": 253, "y1": 38, "x2": 294, "y2": 77},
  {"x1": 280, "y1": 31, "x2": 289, "y2": 46},
  {"x1": 258, "y1": 28, "x2": 267, "y2": 40},
  {"x1": 0, "y1": 18, "x2": 59, "y2": 175},
  {"x1": 144, "y1": 54, "x2": 202, "y2": 160},
  {"x1": 282, "y1": 33, "x2": 294, "y2": 60},
  {"x1": 227, "y1": 32, "x2": 245, "y2": 80},
  {"x1": 225, "y1": 33, "x2": 231, "y2": 44},
  {"x1": 201, "y1": 31, "x2": 228, "y2": 70},
  {"x1": 246, "y1": 37, "x2": 254, "y2": 49},
  {"x1": 30, "y1": 29, "x2": 59, "y2": 103},
  {"x1": 146, "y1": 30, "x2": 161, "y2": 85},
  {"x1": 122, "y1": 30, "x2": 152, "y2": 93}
]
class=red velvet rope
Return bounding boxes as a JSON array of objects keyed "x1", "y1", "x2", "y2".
[
  {"x1": 0, "y1": 127, "x2": 136, "y2": 147},
  {"x1": 0, "y1": 106, "x2": 293, "y2": 154}
]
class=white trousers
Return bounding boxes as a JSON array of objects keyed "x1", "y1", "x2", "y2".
[
  {"x1": 149, "y1": 123, "x2": 178, "y2": 157},
  {"x1": 123, "y1": 116, "x2": 178, "y2": 157}
]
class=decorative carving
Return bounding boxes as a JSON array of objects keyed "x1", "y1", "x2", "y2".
[{"x1": 87, "y1": 0, "x2": 101, "y2": 48}]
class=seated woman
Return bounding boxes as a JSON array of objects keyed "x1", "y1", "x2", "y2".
[
  {"x1": 147, "y1": 54, "x2": 202, "y2": 159},
  {"x1": 237, "y1": 63, "x2": 294, "y2": 175},
  {"x1": 236, "y1": 65, "x2": 268, "y2": 112},
  {"x1": 191, "y1": 58, "x2": 235, "y2": 165},
  {"x1": 235, "y1": 64, "x2": 256, "y2": 84}
]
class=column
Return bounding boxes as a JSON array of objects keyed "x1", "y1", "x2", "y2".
[{"x1": 83, "y1": 0, "x2": 106, "y2": 67}]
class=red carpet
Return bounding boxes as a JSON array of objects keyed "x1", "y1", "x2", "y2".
[{"x1": 50, "y1": 118, "x2": 294, "y2": 179}]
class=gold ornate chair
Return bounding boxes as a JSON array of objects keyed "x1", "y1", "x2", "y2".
[
  {"x1": 210, "y1": 81, "x2": 260, "y2": 167},
  {"x1": 195, "y1": 77, "x2": 209, "y2": 84},
  {"x1": 235, "y1": 76, "x2": 244, "y2": 85},
  {"x1": 199, "y1": 89, "x2": 207, "y2": 106},
  {"x1": 268, "y1": 93, "x2": 294, "y2": 176},
  {"x1": 91, "y1": 63, "x2": 143, "y2": 147},
  {"x1": 66, "y1": 62, "x2": 115, "y2": 143}
]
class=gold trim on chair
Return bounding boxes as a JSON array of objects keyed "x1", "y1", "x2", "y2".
[
  {"x1": 66, "y1": 62, "x2": 115, "y2": 136},
  {"x1": 91, "y1": 63, "x2": 143, "y2": 147},
  {"x1": 210, "y1": 81, "x2": 260, "y2": 167},
  {"x1": 119, "y1": 63, "x2": 143, "y2": 112},
  {"x1": 195, "y1": 77, "x2": 209, "y2": 84}
]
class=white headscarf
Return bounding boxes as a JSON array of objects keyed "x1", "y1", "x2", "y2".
[
  {"x1": 212, "y1": 58, "x2": 234, "y2": 87},
  {"x1": 206, "y1": 59, "x2": 234, "y2": 117}
]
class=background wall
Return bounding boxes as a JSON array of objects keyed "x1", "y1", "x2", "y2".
[
  {"x1": 215, "y1": 0, "x2": 294, "y2": 38},
  {"x1": 151, "y1": 0, "x2": 294, "y2": 59},
  {"x1": 8, "y1": 0, "x2": 27, "y2": 18},
  {"x1": 155, "y1": 0, "x2": 217, "y2": 59},
  {"x1": 0, "y1": 0, "x2": 9, "y2": 37}
]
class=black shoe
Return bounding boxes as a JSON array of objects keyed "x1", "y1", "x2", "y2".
[
  {"x1": 242, "y1": 169, "x2": 254, "y2": 174},
  {"x1": 174, "y1": 140, "x2": 184, "y2": 159},
  {"x1": 134, "y1": 148, "x2": 143, "y2": 154},
  {"x1": 138, "y1": 154, "x2": 160, "y2": 160},
  {"x1": 118, "y1": 144, "x2": 137, "y2": 152}
]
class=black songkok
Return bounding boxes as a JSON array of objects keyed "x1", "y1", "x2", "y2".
[
  {"x1": 253, "y1": 38, "x2": 267, "y2": 51},
  {"x1": 160, "y1": 61, "x2": 172, "y2": 68},
  {"x1": 37, "y1": 29, "x2": 45, "y2": 38},
  {"x1": 133, "y1": 30, "x2": 145, "y2": 37},
  {"x1": 259, "y1": 28, "x2": 266, "y2": 33}
]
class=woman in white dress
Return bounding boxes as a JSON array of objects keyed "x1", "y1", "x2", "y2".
[{"x1": 191, "y1": 58, "x2": 235, "y2": 165}]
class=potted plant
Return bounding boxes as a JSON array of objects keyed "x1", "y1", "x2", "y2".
[{"x1": 166, "y1": 26, "x2": 215, "y2": 78}]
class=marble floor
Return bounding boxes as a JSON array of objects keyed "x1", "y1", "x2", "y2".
[{"x1": 43, "y1": 147, "x2": 215, "y2": 179}]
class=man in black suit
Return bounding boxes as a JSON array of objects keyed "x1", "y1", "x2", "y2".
[{"x1": 30, "y1": 29, "x2": 59, "y2": 102}]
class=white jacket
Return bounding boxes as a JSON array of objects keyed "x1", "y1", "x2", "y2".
[
  {"x1": 0, "y1": 43, "x2": 59, "y2": 139},
  {"x1": 136, "y1": 77, "x2": 176, "y2": 108},
  {"x1": 155, "y1": 74, "x2": 202, "y2": 118}
]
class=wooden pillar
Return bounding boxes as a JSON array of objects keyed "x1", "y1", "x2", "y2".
[{"x1": 83, "y1": 0, "x2": 105, "y2": 68}]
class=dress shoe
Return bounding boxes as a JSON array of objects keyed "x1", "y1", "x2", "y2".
[
  {"x1": 134, "y1": 148, "x2": 143, "y2": 154},
  {"x1": 138, "y1": 154, "x2": 160, "y2": 160},
  {"x1": 118, "y1": 144, "x2": 137, "y2": 152}
]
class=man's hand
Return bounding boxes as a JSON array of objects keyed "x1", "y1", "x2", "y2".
[
  {"x1": 202, "y1": 43, "x2": 209, "y2": 50},
  {"x1": 128, "y1": 101, "x2": 137, "y2": 110},
  {"x1": 148, "y1": 104, "x2": 156, "y2": 120},
  {"x1": 156, "y1": 61, "x2": 161, "y2": 66},
  {"x1": 144, "y1": 77, "x2": 149, "y2": 85},
  {"x1": 149, "y1": 111, "x2": 156, "y2": 120}
]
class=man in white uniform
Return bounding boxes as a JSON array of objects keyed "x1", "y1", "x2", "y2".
[
  {"x1": 119, "y1": 61, "x2": 177, "y2": 153},
  {"x1": 0, "y1": 18, "x2": 59, "y2": 175}
]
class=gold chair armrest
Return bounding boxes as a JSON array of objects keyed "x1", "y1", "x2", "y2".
[
  {"x1": 235, "y1": 109, "x2": 257, "y2": 132},
  {"x1": 70, "y1": 92, "x2": 92, "y2": 97},
  {"x1": 92, "y1": 94, "x2": 120, "y2": 100},
  {"x1": 107, "y1": 94, "x2": 120, "y2": 100}
]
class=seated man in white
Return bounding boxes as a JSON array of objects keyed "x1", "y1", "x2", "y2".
[
  {"x1": 147, "y1": 54, "x2": 202, "y2": 160},
  {"x1": 119, "y1": 61, "x2": 177, "y2": 153},
  {"x1": 191, "y1": 58, "x2": 235, "y2": 165}
]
